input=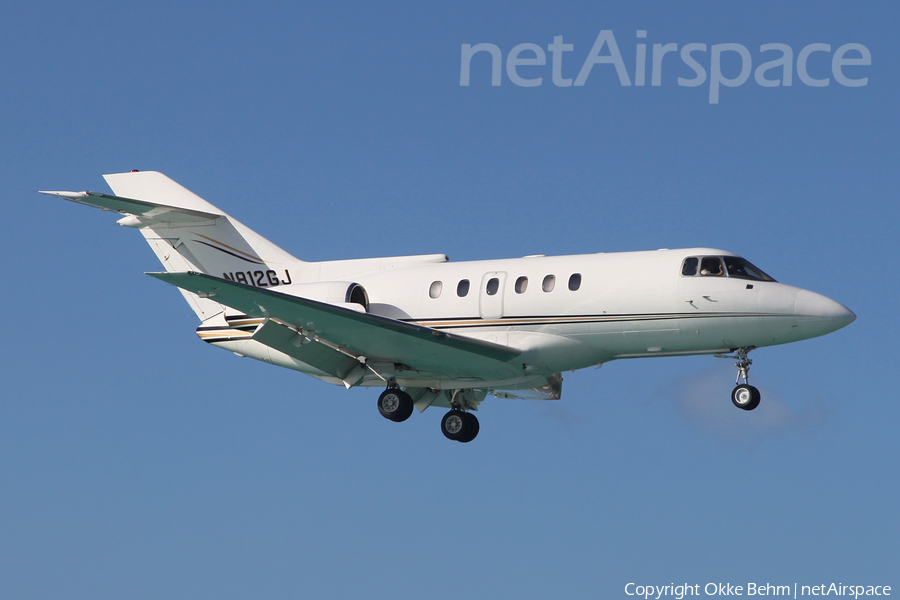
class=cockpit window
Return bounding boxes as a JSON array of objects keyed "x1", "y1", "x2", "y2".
[
  {"x1": 723, "y1": 257, "x2": 775, "y2": 282},
  {"x1": 700, "y1": 257, "x2": 724, "y2": 276},
  {"x1": 681, "y1": 255, "x2": 776, "y2": 282}
]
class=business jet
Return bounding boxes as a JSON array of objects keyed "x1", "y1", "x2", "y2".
[{"x1": 42, "y1": 171, "x2": 855, "y2": 442}]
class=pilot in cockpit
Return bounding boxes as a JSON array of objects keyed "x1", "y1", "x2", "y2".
[{"x1": 700, "y1": 258, "x2": 723, "y2": 276}]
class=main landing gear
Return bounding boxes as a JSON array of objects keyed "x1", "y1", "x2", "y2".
[
  {"x1": 377, "y1": 387, "x2": 413, "y2": 422},
  {"x1": 726, "y1": 347, "x2": 761, "y2": 411},
  {"x1": 440, "y1": 410, "x2": 479, "y2": 443},
  {"x1": 376, "y1": 385, "x2": 481, "y2": 443}
]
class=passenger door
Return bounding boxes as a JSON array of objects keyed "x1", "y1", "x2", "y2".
[{"x1": 479, "y1": 271, "x2": 507, "y2": 319}]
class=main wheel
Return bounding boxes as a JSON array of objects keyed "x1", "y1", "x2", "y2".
[
  {"x1": 441, "y1": 410, "x2": 466, "y2": 441},
  {"x1": 441, "y1": 410, "x2": 479, "y2": 442},
  {"x1": 732, "y1": 384, "x2": 761, "y2": 411},
  {"x1": 377, "y1": 388, "x2": 413, "y2": 422},
  {"x1": 457, "y1": 412, "x2": 480, "y2": 443}
]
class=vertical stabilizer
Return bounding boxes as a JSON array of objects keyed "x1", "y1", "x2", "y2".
[{"x1": 45, "y1": 171, "x2": 306, "y2": 321}]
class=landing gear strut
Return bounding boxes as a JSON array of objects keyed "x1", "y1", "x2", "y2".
[
  {"x1": 377, "y1": 386, "x2": 413, "y2": 422},
  {"x1": 727, "y1": 347, "x2": 760, "y2": 411}
]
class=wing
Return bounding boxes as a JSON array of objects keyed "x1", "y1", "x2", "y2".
[{"x1": 148, "y1": 271, "x2": 524, "y2": 383}]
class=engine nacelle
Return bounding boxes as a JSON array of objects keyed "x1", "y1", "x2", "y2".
[{"x1": 278, "y1": 281, "x2": 369, "y2": 313}]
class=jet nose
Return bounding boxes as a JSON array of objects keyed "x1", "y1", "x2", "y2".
[{"x1": 794, "y1": 289, "x2": 856, "y2": 338}]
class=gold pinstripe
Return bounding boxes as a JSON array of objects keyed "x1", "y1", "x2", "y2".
[{"x1": 191, "y1": 231, "x2": 276, "y2": 263}]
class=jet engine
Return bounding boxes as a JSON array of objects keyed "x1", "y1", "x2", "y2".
[{"x1": 278, "y1": 281, "x2": 369, "y2": 313}]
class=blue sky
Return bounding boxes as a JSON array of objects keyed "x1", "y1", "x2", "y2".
[{"x1": 1, "y1": 2, "x2": 897, "y2": 598}]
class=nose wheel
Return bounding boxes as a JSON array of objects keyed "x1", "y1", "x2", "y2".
[
  {"x1": 732, "y1": 384, "x2": 760, "y2": 410},
  {"x1": 719, "y1": 347, "x2": 762, "y2": 411}
]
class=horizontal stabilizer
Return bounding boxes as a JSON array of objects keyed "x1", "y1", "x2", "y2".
[
  {"x1": 40, "y1": 190, "x2": 222, "y2": 226},
  {"x1": 148, "y1": 271, "x2": 523, "y2": 381}
]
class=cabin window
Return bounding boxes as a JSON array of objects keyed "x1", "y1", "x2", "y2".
[
  {"x1": 515, "y1": 276, "x2": 528, "y2": 294},
  {"x1": 568, "y1": 273, "x2": 582, "y2": 291},
  {"x1": 486, "y1": 277, "x2": 500, "y2": 296},
  {"x1": 457, "y1": 279, "x2": 470, "y2": 297},
  {"x1": 699, "y1": 257, "x2": 724, "y2": 276},
  {"x1": 682, "y1": 257, "x2": 698, "y2": 276},
  {"x1": 429, "y1": 281, "x2": 442, "y2": 298},
  {"x1": 542, "y1": 274, "x2": 556, "y2": 292}
]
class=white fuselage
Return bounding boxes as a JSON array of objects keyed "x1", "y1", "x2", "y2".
[{"x1": 205, "y1": 247, "x2": 854, "y2": 391}]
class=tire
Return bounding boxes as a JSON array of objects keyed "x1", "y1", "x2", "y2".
[
  {"x1": 441, "y1": 410, "x2": 466, "y2": 441},
  {"x1": 377, "y1": 389, "x2": 413, "y2": 422},
  {"x1": 441, "y1": 410, "x2": 479, "y2": 442},
  {"x1": 745, "y1": 385, "x2": 761, "y2": 411},
  {"x1": 732, "y1": 384, "x2": 760, "y2": 410},
  {"x1": 457, "y1": 412, "x2": 480, "y2": 443}
]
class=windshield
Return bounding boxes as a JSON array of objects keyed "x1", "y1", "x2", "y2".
[
  {"x1": 723, "y1": 257, "x2": 775, "y2": 281},
  {"x1": 681, "y1": 256, "x2": 775, "y2": 282}
]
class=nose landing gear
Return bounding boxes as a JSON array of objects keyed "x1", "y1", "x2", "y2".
[
  {"x1": 719, "y1": 347, "x2": 761, "y2": 411},
  {"x1": 732, "y1": 384, "x2": 760, "y2": 410}
]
